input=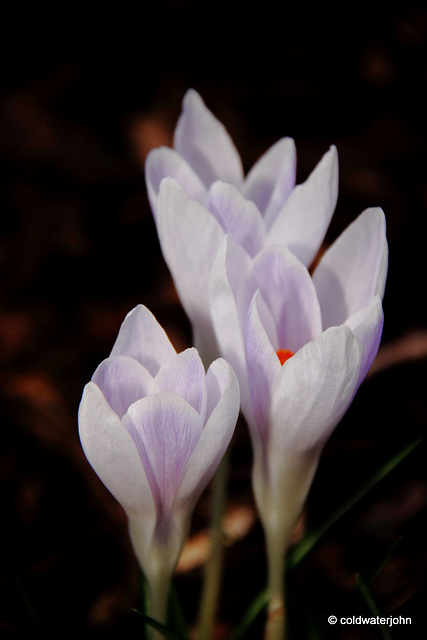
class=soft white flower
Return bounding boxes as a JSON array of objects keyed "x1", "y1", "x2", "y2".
[
  {"x1": 209, "y1": 206, "x2": 387, "y2": 609},
  {"x1": 78, "y1": 304, "x2": 239, "y2": 626},
  {"x1": 146, "y1": 90, "x2": 338, "y2": 363}
]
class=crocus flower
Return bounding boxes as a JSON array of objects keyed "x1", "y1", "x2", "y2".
[
  {"x1": 209, "y1": 207, "x2": 388, "y2": 624},
  {"x1": 146, "y1": 90, "x2": 338, "y2": 363},
  {"x1": 78, "y1": 304, "x2": 239, "y2": 628}
]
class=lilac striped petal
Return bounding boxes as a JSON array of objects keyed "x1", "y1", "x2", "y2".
[
  {"x1": 207, "y1": 181, "x2": 265, "y2": 257},
  {"x1": 313, "y1": 207, "x2": 388, "y2": 328},
  {"x1": 210, "y1": 235, "x2": 252, "y2": 419},
  {"x1": 92, "y1": 356, "x2": 153, "y2": 418},
  {"x1": 242, "y1": 137, "x2": 297, "y2": 228},
  {"x1": 78, "y1": 382, "x2": 154, "y2": 516},
  {"x1": 110, "y1": 305, "x2": 176, "y2": 376},
  {"x1": 177, "y1": 358, "x2": 240, "y2": 507},
  {"x1": 245, "y1": 291, "x2": 281, "y2": 439},
  {"x1": 152, "y1": 347, "x2": 207, "y2": 418},
  {"x1": 269, "y1": 325, "x2": 363, "y2": 455},
  {"x1": 266, "y1": 145, "x2": 338, "y2": 267},
  {"x1": 174, "y1": 89, "x2": 244, "y2": 188},
  {"x1": 248, "y1": 245, "x2": 322, "y2": 353},
  {"x1": 156, "y1": 178, "x2": 226, "y2": 360},
  {"x1": 346, "y1": 296, "x2": 384, "y2": 387},
  {"x1": 123, "y1": 392, "x2": 203, "y2": 516},
  {"x1": 145, "y1": 146, "x2": 207, "y2": 216}
]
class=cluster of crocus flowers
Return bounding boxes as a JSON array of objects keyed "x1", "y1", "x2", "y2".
[
  {"x1": 78, "y1": 305, "x2": 239, "y2": 629},
  {"x1": 79, "y1": 89, "x2": 388, "y2": 639},
  {"x1": 146, "y1": 89, "x2": 338, "y2": 364}
]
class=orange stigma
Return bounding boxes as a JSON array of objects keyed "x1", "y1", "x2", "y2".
[{"x1": 276, "y1": 349, "x2": 294, "y2": 366}]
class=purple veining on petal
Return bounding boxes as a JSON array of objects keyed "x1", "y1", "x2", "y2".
[
  {"x1": 245, "y1": 292, "x2": 280, "y2": 440},
  {"x1": 174, "y1": 89, "x2": 244, "y2": 188},
  {"x1": 242, "y1": 137, "x2": 297, "y2": 227},
  {"x1": 110, "y1": 305, "x2": 176, "y2": 376},
  {"x1": 269, "y1": 326, "x2": 363, "y2": 454},
  {"x1": 122, "y1": 392, "x2": 203, "y2": 516},
  {"x1": 313, "y1": 207, "x2": 387, "y2": 329},
  {"x1": 145, "y1": 146, "x2": 207, "y2": 215},
  {"x1": 248, "y1": 245, "x2": 322, "y2": 354},
  {"x1": 177, "y1": 358, "x2": 240, "y2": 506},
  {"x1": 345, "y1": 296, "x2": 384, "y2": 388},
  {"x1": 92, "y1": 355, "x2": 153, "y2": 418},
  {"x1": 152, "y1": 347, "x2": 207, "y2": 418},
  {"x1": 207, "y1": 181, "x2": 265, "y2": 257},
  {"x1": 266, "y1": 145, "x2": 338, "y2": 267}
]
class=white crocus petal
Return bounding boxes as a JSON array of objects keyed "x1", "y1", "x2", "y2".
[
  {"x1": 157, "y1": 178, "x2": 226, "y2": 364},
  {"x1": 210, "y1": 235, "x2": 252, "y2": 419},
  {"x1": 207, "y1": 181, "x2": 266, "y2": 257},
  {"x1": 92, "y1": 356, "x2": 154, "y2": 418},
  {"x1": 78, "y1": 382, "x2": 155, "y2": 517},
  {"x1": 110, "y1": 304, "x2": 176, "y2": 375},
  {"x1": 313, "y1": 207, "x2": 388, "y2": 328},
  {"x1": 145, "y1": 147, "x2": 208, "y2": 216},
  {"x1": 266, "y1": 145, "x2": 338, "y2": 267},
  {"x1": 177, "y1": 358, "x2": 240, "y2": 507},
  {"x1": 245, "y1": 291, "x2": 281, "y2": 440},
  {"x1": 248, "y1": 245, "x2": 323, "y2": 353},
  {"x1": 173, "y1": 89, "x2": 244, "y2": 188},
  {"x1": 152, "y1": 347, "x2": 207, "y2": 418},
  {"x1": 254, "y1": 326, "x2": 362, "y2": 551},
  {"x1": 123, "y1": 392, "x2": 203, "y2": 518},
  {"x1": 269, "y1": 325, "x2": 363, "y2": 455},
  {"x1": 346, "y1": 296, "x2": 384, "y2": 387},
  {"x1": 242, "y1": 137, "x2": 297, "y2": 228}
]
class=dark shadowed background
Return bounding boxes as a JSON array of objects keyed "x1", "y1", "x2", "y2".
[{"x1": 1, "y1": 3, "x2": 426, "y2": 638}]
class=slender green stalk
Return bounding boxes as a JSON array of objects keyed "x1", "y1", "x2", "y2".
[{"x1": 197, "y1": 448, "x2": 231, "y2": 640}]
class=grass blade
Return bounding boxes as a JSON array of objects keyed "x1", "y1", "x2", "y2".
[
  {"x1": 356, "y1": 574, "x2": 393, "y2": 640},
  {"x1": 289, "y1": 437, "x2": 422, "y2": 569},
  {"x1": 228, "y1": 589, "x2": 269, "y2": 640},
  {"x1": 134, "y1": 611, "x2": 187, "y2": 640}
]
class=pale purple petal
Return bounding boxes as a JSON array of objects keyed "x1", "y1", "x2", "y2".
[
  {"x1": 266, "y1": 145, "x2": 339, "y2": 267},
  {"x1": 173, "y1": 89, "x2": 244, "y2": 187},
  {"x1": 145, "y1": 146, "x2": 207, "y2": 216},
  {"x1": 242, "y1": 137, "x2": 297, "y2": 228},
  {"x1": 92, "y1": 356, "x2": 153, "y2": 418},
  {"x1": 78, "y1": 382, "x2": 154, "y2": 516},
  {"x1": 177, "y1": 358, "x2": 239, "y2": 507},
  {"x1": 207, "y1": 181, "x2": 265, "y2": 257},
  {"x1": 269, "y1": 325, "x2": 363, "y2": 455},
  {"x1": 346, "y1": 296, "x2": 384, "y2": 387},
  {"x1": 152, "y1": 347, "x2": 207, "y2": 417},
  {"x1": 123, "y1": 392, "x2": 203, "y2": 516},
  {"x1": 245, "y1": 291, "x2": 281, "y2": 439},
  {"x1": 210, "y1": 235, "x2": 252, "y2": 418},
  {"x1": 110, "y1": 305, "x2": 176, "y2": 375},
  {"x1": 312, "y1": 207, "x2": 388, "y2": 328},
  {"x1": 248, "y1": 245, "x2": 322, "y2": 353},
  {"x1": 156, "y1": 178, "x2": 225, "y2": 357}
]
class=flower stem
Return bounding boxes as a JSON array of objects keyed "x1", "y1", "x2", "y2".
[
  {"x1": 263, "y1": 529, "x2": 287, "y2": 640},
  {"x1": 197, "y1": 447, "x2": 230, "y2": 640},
  {"x1": 147, "y1": 568, "x2": 171, "y2": 640}
]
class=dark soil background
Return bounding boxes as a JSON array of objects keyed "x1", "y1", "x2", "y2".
[{"x1": 1, "y1": 3, "x2": 426, "y2": 639}]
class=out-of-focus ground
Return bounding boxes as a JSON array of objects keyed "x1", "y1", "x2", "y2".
[{"x1": 1, "y1": 5, "x2": 427, "y2": 639}]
